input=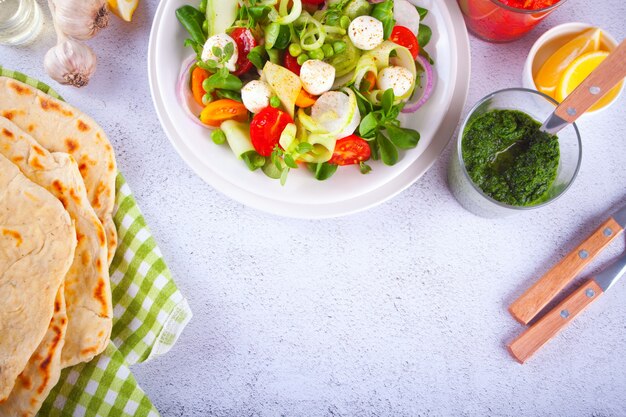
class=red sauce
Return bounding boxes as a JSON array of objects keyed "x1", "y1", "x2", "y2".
[
  {"x1": 498, "y1": 0, "x2": 560, "y2": 10},
  {"x1": 458, "y1": 0, "x2": 564, "y2": 42}
]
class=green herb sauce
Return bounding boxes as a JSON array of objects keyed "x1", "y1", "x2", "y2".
[{"x1": 462, "y1": 109, "x2": 559, "y2": 206}]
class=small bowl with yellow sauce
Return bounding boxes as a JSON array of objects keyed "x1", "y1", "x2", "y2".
[{"x1": 522, "y1": 22, "x2": 624, "y2": 116}]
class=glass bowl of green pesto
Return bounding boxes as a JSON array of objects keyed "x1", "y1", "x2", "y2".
[{"x1": 448, "y1": 88, "x2": 582, "y2": 218}]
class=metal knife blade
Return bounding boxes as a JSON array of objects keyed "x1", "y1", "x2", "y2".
[
  {"x1": 540, "y1": 112, "x2": 569, "y2": 135},
  {"x1": 595, "y1": 252, "x2": 626, "y2": 292},
  {"x1": 611, "y1": 204, "x2": 626, "y2": 229}
]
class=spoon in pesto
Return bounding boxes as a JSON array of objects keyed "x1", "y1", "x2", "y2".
[{"x1": 541, "y1": 39, "x2": 626, "y2": 135}]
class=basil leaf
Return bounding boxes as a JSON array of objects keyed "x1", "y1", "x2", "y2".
[
  {"x1": 371, "y1": 0, "x2": 395, "y2": 40},
  {"x1": 415, "y1": 6, "x2": 428, "y2": 20},
  {"x1": 247, "y1": 46, "x2": 268, "y2": 70},
  {"x1": 248, "y1": 5, "x2": 271, "y2": 24},
  {"x1": 418, "y1": 24, "x2": 432, "y2": 48},
  {"x1": 352, "y1": 87, "x2": 373, "y2": 115},
  {"x1": 241, "y1": 151, "x2": 264, "y2": 171},
  {"x1": 183, "y1": 39, "x2": 203, "y2": 56},
  {"x1": 311, "y1": 162, "x2": 338, "y2": 181},
  {"x1": 223, "y1": 41, "x2": 235, "y2": 59},
  {"x1": 262, "y1": 158, "x2": 282, "y2": 179},
  {"x1": 377, "y1": 132, "x2": 398, "y2": 166},
  {"x1": 369, "y1": 137, "x2": 380, "y2": 161},
  {"x1": 176, "y1": 6, "x2": 207, "y2": 45},
  {"x1": 385, "y1": 125, "x2": 420, "y2": 149},
  {"x1": 279, "y1": 167, "x2": 290, "y2": 186},
  {"x1": 381, "y1": 88, "x2": 395, "y2": 115},
  {"x1": 359, "y1": 112, "x2": 379, "y2": 138},
  {"x1": 419, "y1": 48, "x2": 435, "y2": 65},
  {"x1": 274, "y1": 24, "x2": 292, "y2": 50},
  {"x1": 283, "y1": 154, "x2": 298, "y2": 169},
  {"x1": 215, "y1": 89, "x2": 242, "y2": 102},
  {"x1": 296, "y1": 142, "x2": 313, "y2": 154}
]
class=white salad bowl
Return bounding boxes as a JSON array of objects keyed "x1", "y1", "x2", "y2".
[{"x1": 148, "y1": 0, "x2": 471, "y2": 218}]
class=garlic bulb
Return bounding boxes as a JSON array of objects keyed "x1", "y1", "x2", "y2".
[
  {"x1": 44, "y1": 37, "x2": 97, "y2": 87},
  {"x1": 51, "y1": 0, "x2": 109, "y2": 40}
]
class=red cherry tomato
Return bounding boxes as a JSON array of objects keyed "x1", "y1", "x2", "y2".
[
  {"x1": 390, "y1": 25, "x2": 419, "y2": 59},
  {"x1": 250, "y1": 107, "x2": 294, "y2": 156},
  {"x1": 302, "y1": 0, "x2": 325, "y2": 5},
  {"x1": 283, "y1": 53, "x2": 301, "y2": 76},
  {"x1": 230, "y1": 28, "x2": 257, "y2": 76},
  {"x1": 328, "y1": 135, "x2": 371, "y2": 165}
]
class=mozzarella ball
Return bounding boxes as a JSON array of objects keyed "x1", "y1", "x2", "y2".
[
  {"x1": 311, "y1": 91, "x2": 361, "y2": 139},
  {"x1": 299, "y1": 60, "x2": 335, "y2": 96},
  {"x1": 201, "y1": 33, "x2": 238, "y2": 72},
  {"x1": 376, "y1": 66, "x2": 414, "y2": 98},
  {"x1": 348, "y1": 16, "x2": 384, "y2": 51},
  {"x1": 241, "y1": 80, "x2": 272, "y2": 114}
]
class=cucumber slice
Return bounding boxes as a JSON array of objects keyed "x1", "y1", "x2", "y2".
[{"x1": 206, "y1": 0, "x2": 238, "y2": 36}]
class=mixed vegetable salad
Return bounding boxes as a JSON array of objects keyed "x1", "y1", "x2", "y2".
[{"x1": 176, "y1": 0, "x2": 435, "y2": 184}]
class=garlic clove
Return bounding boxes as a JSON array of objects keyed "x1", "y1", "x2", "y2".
[
  {"x1": 44, "y1": 38, "x2": 97, "y2": 88},
  {"x1": 52, "y1": 0, "x2": 109, "y2": 41}
]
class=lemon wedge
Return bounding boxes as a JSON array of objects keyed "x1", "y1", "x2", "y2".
[
  {"x1": 107, "y1": 0, "x2": 138, "y2": 22},
  {"x1": 534, "y1": 28, "x2": 602, "y2": 97},
  {"x1": 556, "y1": 50, "x2": 623, "y2": 111}
]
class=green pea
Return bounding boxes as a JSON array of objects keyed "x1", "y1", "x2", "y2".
[
  {"x1": 296, "y1": 53, "x2": 309, "y2": 65},
  {"x1": 202, "y1": 93, "x2": 212, "y2": 105},
  {"x1": 322, "y1": 44, "x2": 334, "y2": 58},
  {"x1": 199, "y1": 0, "x2": 207, "y2": 13},
  {"x1": 333, "y1": 41, "x2": 346, "y2": 54},
  {"x1": 339, "y1": 16, "x2": 351, "y2": 29},
  {"x1": 202, "y1": 78, "x2": 213, "y2": 93},
  {"x1": 202, "y1": 19, "x2": 209, "y2": 35},
  {"x1": 288, "y1": 43, "x2": 302, "y2": 57},
  {"x1": 309, "y1": 48, "x2": 324, "y2": 60},
  {"x1": 211, "y1": 129, "x2": 227, "y2": 145},
  {"x1": 270, "y1": 96, "x2": 281, "y2": 108}
]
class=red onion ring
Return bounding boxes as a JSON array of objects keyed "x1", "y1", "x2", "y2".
[
  {"x1": 177, "y1": 55, "x2": 209, "y2": 128},
  {"x1": 402, "y1": 55, "x2": 434, "y2": 113}
]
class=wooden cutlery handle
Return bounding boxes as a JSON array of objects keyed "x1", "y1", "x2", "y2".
[
  {"x1": 555, "y1": 40, "x2": 626, "y2": 123},
  {"x1": 508, "y1": 279, "x2": 603, "y2": 364},
  {"x1": 509, "y1": 217, "x2": 623, "y2": 325}
]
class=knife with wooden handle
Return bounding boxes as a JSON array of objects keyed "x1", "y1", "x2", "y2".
[
  {"x1": 509, "y1": 205, "x2": 626, "y2": 325},
  {"x1": 508, "y1": 252, "x2": 626, "y2": 363}
]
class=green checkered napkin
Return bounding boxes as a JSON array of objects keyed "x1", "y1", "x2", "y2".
[{"x1": 0, "y1": 67, "x2": 192, "y2": 417}]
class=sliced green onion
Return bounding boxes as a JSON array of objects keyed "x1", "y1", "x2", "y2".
[{"x1": 268, "y1": 0, "x2": 302, "y2": 25}]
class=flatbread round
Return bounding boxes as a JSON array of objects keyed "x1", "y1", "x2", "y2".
[
  {"x1": 0, "y1": 285, "x2": 67, "y2": 417},
  {"x1": 0, "y1": 154, "x2": 75, "y2": 402},
  {"x1": 0, "y1": 77, "x2": 118, "y2": 265},
  {"x1": 0, "y1": 117, "x2": 112, "y2": 369}
]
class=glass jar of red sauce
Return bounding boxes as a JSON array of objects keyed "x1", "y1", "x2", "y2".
[{"x1": 457, "y1": 0, "x2": 567, "y2": 42}]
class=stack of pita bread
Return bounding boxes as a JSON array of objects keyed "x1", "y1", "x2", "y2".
[{"x1": 0, "y1": 77, "x2": 118, "y2": 417}]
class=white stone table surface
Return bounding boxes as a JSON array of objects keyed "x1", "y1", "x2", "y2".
[{"x1": 2, "y1": 0, "x2": 626, "y2": 415}]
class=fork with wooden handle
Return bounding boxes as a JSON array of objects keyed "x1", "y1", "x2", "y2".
[{"x1": 508, "y1": 252, "x2": 626, "y2": 363}]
